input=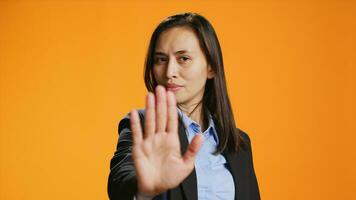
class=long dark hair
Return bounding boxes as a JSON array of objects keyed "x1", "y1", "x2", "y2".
[{"x1": 144, "y1": 12, "x2": 247, "y2": 153}]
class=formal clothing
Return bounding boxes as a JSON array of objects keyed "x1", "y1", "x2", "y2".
[
  {"x1": 108, "y1": 109, "x2": 260, "y2": 200},
  {"x1": 177, "y1": 108, "x2": 235, "y2": 200}
]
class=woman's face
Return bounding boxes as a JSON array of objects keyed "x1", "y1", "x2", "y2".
[{"x1": 153, "y1": 26, "x2": 215, "y2": 106}]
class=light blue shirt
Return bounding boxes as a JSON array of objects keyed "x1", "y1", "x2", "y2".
[{"x1": 177, "y1": 108, "x2": 235, "y2": 200}]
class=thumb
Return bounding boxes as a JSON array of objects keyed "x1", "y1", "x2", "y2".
[{"x1": 183, "y1": 134, "x2": 203, "y2": 165}]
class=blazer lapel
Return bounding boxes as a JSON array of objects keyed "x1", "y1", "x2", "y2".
[
  {"x1": 174, "y1": 115, "x2": 250, "y2": 200},
  {"x1": 176, "y1": 119, "x2": 198, "y2": 200}
]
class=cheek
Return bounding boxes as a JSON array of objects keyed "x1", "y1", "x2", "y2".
[
  {"x1": 153, "y1": 67, "x2": 163, "y2": 82},
  {"x1": 183, "y1": 65, "x2": 208, "y2": 84}
]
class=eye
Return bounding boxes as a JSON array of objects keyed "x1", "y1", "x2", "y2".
[
  {"x1": 154, "y1": 56, "x2": 168, "y2": 65},
  {"x1": 178, "y1": 56, "x2": 190, "y2": 63}
]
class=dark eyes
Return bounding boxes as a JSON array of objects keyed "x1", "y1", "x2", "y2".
[
  {"x1": 154, "y1": 56, "x2": 190, "y2": 64},
  {"x1": 155, "y1": 57, "x2": 168, "y2": 64},
  {"x1": 179, "y1": 56, "x2": 189, "y2": 62}
]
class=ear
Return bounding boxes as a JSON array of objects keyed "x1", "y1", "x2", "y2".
[{"x1": 207, "y1": 65, "x2": 215, "y2": 79}]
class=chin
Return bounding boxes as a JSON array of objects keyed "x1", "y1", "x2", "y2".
[
  {"x1": 171, "y1": 91, "x2": 190, "y2": 105},
  {"x1": 174, "y1": 94, "x2": 185, "y2": 104},
  {"x1": 175, "y1": 96, "x2": 183, "y2": 104}
]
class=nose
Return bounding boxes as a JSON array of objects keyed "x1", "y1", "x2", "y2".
[{"x1": 166, "y1": 57, "x2": 179, "y2": 79}]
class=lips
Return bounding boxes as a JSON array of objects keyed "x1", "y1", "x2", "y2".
[{"x1": 166, "y1": 83, "x2": 182, "y2": 92}]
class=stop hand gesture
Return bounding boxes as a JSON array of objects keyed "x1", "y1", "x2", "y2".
[{"x1": 130, "y1": 85, "x2": 203, "y2": 196}]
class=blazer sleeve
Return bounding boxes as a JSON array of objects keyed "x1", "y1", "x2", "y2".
[
  {"x1": 107, "y1": 113, "x2": 139, "y2": 200},
  {"x1": 240, "y1": 129, "x2": 261, "y2": 199}
]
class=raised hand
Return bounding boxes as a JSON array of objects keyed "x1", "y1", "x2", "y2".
[{"x1": 130, "y1": 85, "x2": 203, "y2": 196}]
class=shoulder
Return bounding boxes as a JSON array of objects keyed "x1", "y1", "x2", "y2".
[
  {"x1": 118, "y1": 109, "x2": 145, "y2": 132},
  {"x1": 237, "y1": 128, "x2": 251, "y2": 144},
  {"x1": 235, "y1": 127, "x2": 253, "y2": 152}
]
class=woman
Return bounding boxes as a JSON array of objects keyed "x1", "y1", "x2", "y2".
[{"x1": 108, "y1": 12, "x2": 260, "y2": 200}]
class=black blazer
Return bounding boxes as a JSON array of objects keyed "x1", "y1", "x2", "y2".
[{"x1": 108, "y1": 111, "x2": 260, "y2": 200}]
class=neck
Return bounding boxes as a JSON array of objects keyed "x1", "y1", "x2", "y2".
[{"x1": 178, "y1": 102, "x2": 207, "y2": 132}]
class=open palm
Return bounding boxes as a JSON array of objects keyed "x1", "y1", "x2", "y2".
[{"x1": 130, "y1": 85, "x2": 203, "y2": 196}]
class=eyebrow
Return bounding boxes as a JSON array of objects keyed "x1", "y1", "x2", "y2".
[{"x1": 154, "y1": 50, "x2": 192, "y2": 56}]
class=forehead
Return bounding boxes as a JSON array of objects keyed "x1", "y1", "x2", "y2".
[{"x1": 155, "y1": 27, "x2": 202, "y2": 54}]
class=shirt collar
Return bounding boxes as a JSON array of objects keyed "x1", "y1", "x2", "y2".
[{"x1": 177, "y1": 107, "x2": 219, "y2": 144}]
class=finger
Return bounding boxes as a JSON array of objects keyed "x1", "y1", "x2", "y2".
[
  {"x1": 155, "y1": 85, "x2": 167, "y2": 133},
  {"x1": 166, "y1": 91, "x2": 178, "y2": 133},
  {"x1": 183, "y1": 134, "x2": 203, "y2": 165},
  {"x1": 130, "y1": 110, "x2": 143, "y2": 145},
  {"x1": 144, "y1": 92, "x2": 155, "y2": 140}
]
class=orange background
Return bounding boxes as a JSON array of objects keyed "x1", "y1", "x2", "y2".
[{"x1": 0, "y1": 0, "x2": 355, "y2": 199}]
